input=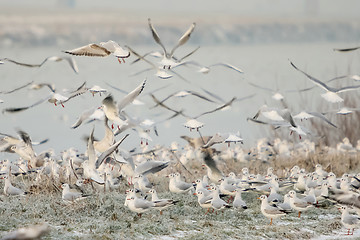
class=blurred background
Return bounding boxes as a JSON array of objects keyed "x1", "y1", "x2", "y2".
[{"x1": 0, "y1": 0, "x2": 359, "y2": 155}]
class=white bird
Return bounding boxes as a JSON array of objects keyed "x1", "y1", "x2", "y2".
[
  {"x1": 148, "y1": 188, "x2": 178, "y2": 215},
  {"x1": 290, "y1": 61, "x2": 360, "y2": 103},
  {"x1": 258, "y1": 195, "x2": 286, "y2": 225},
  {"x1": 168, "y1": 173, "x2": 194, "y2": 194},
  {"x1": 126, "y1": 195, "x2": 155, "y2": 217},
  {"x1": 126, "y1": 45, "x2": 173, "y2": 79},
  {"x1": 0, "y1": 55, "x2": 79, "y2": 73},
  {"x1": 148, "y1": 18, "x2": 196, "y2": 69},
  {"x1": 339, "y1": 205, "x2": 360, "y2": 235},
  {"x1": 233, "y1": 189, "x2": 247, "y2": 209},
  {"x1": 0, "y1": 223, "x2": 50, "y2": 240},
  {"x1": 193, "y1": 190, "x2": 213, "y2": 214},
  {"x1": 288, "y1": 190, "x2": 313, "y2": 218},
  {"x1": 63, "y1": 40, "x2": 130, "y2": 63},
  {"x1": 209, "y1": 186, "x2": 231, "y2": 212},
  {"x1": 61, "y1": 183, "x2": 89, "y2": 202},
  {"x1": 70, "y1": 107, "x2": 105, "y2": 129},
  {"x1": 3, "y1": 175, "x2": 26, "y2": 196}
]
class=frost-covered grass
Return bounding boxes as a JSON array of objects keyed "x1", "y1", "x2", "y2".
[{"x1": 0, "y1": 172, "x2": 355, "y2": 240}]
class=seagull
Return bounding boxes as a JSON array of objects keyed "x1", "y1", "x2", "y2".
[
  {"x1": 290, "y1": 61, "x2": 360, "y2": 103},
  {"x1": 0, "y1": 223, "x2": 50, "y2": 240},
  {"x1": 209, "y1": 186, "x2": 231, "y2": 212},
  {"x1": 126, "y1": 45, "x2": 173, "y2": 79},
  {"x1": 233, "y1": 189, "x2": 247, "y2": 209},
  {"x1": 193, "y1": 190, "x2": 213, "y2": 214},
  {"x1": 0, "y1": 81, "x2": 34, "y2": 95},
  {"x1": 333, "y1": 46, "x2": 360, "y2": 52},
  {"x1": 3, "y1": 81, "x2": 87, "y2": 113},
  {"x1": 168, "y1": 172, "x2": 194, "y2": 194},
  {"x1": 172, "y1": 60, "x2": 244, "y2": 74},
  {"x1": 248, "y1": 82, "x2": 285, "y2": 104},
  {"x1": 148, "y1": 188, "x2": 178, "y2": 215},
  {"x1": 126, "y1": 195, "x2": 155, "y2": 217},
  {"x1": 63, "y1": 40, "x2": 130, "y2": 63},
  {"x1": 88, "y1": 85, "x2": 107, "y2": 96},
  {"x1": 323, "y1": 107, "x2": 360, "y2": 116},
  {"x1": 293, "y1": 111, "x2": 337, "y2": 128},
  {"x1": 0, "y1": 56, "x2": 79, "y2": 74},
  {"x1": 101, "y1": 79, "x2": 146, "y2": 129},
  {"x1": 148, "y1": 18, "x2": 196, "y2": 69},
  {"x1": 70, "y1": 107, "x2": 105, "y2": 129},
  {"x1": 288, "y1": 190, "x2": 313, "y2": 218},
  {"x1": 339, "y1": 205, "x2": 360, "y2": 235},
  {"x1": 150, "y1": 90, "x2": 216, "y2": 109},
  {"x1": 60, "y1": 183, "x2": 90, "y2": 202},
  {"x1": 258, "y1": 195, "x2": 286, "y2": 225},
  {"x1": 3, "y1": 175, "x2": 26, "y2": 196}
]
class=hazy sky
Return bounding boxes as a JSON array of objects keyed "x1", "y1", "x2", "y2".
[{"x1": 1, "y1": 0, "x2": 360, "y2": 20}]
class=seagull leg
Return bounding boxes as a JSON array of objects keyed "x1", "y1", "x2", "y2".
[
  {"x1": 298, "y1": 211, "x2": 301, "y2": 218},
  {"x1": 160, "y1": 210, "x2": 163, "y2": 215},
  {"x1": 111, "y1": 124, "x2": 114, "y2": 129},
  {"x1": 61, "y1": 102, "x2": 64, "y2": 108},
  {"x1": 118, "y1": 58, "x2": 122, "y2": 64},
  {"x1": 270, "y1": 218, "x2": 273, "y2": 225},
  {"x1": 290, "y1": 131, "x2": 293, "y2": 135},
  {"x1": 352, "y1": 228, "x2": 354, "y2": 235},
  {"x1": 122, "y1": 58, "x2": 125, "y2": 63},
  {"x1": 146, "y1": 141, "x2": 148, "y2": 146},
  {"x1": 299, "y1": 135, "x2": 302, "y2": 140}
]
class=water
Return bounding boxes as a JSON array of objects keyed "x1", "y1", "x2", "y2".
[{"x1": 1, "y1": 42, "x2": 359, "y2": 157}]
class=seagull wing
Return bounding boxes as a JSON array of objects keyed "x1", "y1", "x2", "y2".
[
  {"x1": 307, "y1": 111, "x2": 337, "y2": 128},
  {"x1": 95, "y1": 134, "x2": 129, "y2": 169},
  {"x1": 117, "y1": 79, "x2": 146, "y2": 111},
  {"x1": 1, "y1": 58, "x2": 41, "y2": 67},
  {"x1": 170, "y1": 22, "x2": 196, "y2": 57},
  {"x1": 63, "y1": 43, "x2": 110, "y2": 57},
  {"x1": 148, "y1": 18, "x2": 168, "y2": 56},
  {"x1": 333, "y1": 46, "x2": 360, "y2": 52},
  {"x1": 195, "y1": 97, "x2": 236, "y2": 119},
  {"x1": 290, "y1": 61, "x2": 332, "y2": 92}
]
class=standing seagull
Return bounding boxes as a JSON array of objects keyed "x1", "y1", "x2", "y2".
[
  {"x1": 3, "y1": 175, "x2": 26, "y2": 196},
  {"x1": 290, "y1": 61, "x2": 360, "y2": 103},
  {"x1": 258, "y1": 195, "x2": 287, "y2": 225},
  {"x1": 148, "y1": 18, "x2": 196, "y2": 69},
  {"x1": 339, "y1": 205, "x2": 360, "y2": 235}
]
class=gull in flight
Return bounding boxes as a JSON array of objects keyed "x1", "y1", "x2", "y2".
[
  {"x1": 333, "y1": 46, "x2": 360, "y2": 52},
  {"x1": 100, "y1": 79, "x2": 146, "y2": 129},
  {"x1": 3, "y1": 81, "x2": 88, "y2": 113},
  {"x1": 290, "y1": 61, "x2": 360, "y2": 103},
  {"x1": 0, "y1": 56, "x2": 79, "y2": 74},
  {"x1": 293, "y1": 111, "x2": 337, "y2": 128},
  {"x1": 148, "y1": 18, "x2": 196, "y2": 69},
  {"x1": 173, "y1": 60, "x2": 244, "y2": 75},
  {"x1": 63, "y1": 40, "x2": 130, "y2": 63},
  {"x1": 126, "y1": 45, "x2": 173, "y2": 79}
]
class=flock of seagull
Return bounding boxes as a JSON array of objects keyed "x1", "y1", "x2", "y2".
[{"x1": 1, "y1": 18, "x2": 360, "y2": 239}]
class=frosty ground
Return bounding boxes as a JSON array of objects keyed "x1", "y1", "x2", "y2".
[{"x1": 0, "y1": 165, "x2": 359, "y2": 240}]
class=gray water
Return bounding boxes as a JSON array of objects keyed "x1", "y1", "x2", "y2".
[{"x1": 1, "y1": 41, "x2": 360, "y2": 157}]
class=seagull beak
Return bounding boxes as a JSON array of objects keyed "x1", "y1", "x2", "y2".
[{"x1": 193, "y1": 193, "x2": 197, "y2": 195}]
